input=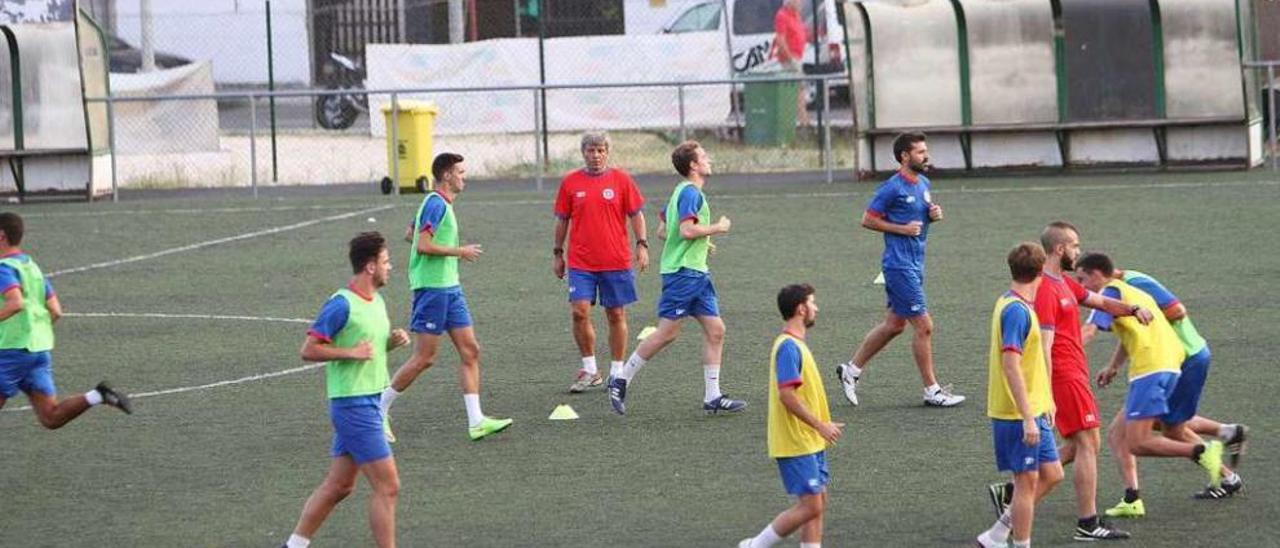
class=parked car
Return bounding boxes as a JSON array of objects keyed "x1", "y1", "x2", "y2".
[{"x1": 106, "y1": 35, "x2": 191, "y2": 73}]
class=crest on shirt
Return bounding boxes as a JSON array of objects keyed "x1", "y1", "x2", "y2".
[
  {"x1": 1060, "y1": 298, "x2": 1072, "y2": 307},
  {"x1": 603, "y1": 188, "x2": 616, "y2": 200},
  {"x1": 575, "y1": 191, "x2": 587, "y2": 198},
  {"x1": 905, "y1": 195, "x2": 916, "y2": 203}
]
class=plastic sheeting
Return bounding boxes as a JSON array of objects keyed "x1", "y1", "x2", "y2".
[
  {"x1": 0, "y1": 31, "x2": 11, "y2": 149},
  {"x1": 1161, "y1": 0, "x2": 1243, "y2": 119},
  {"x1": 10, "y1": 23, "x2": 85, "y2": 149},
  {"x1": 964, "y1": 0, "x2": 1056, "y2": 124},
  {"x1": 862, "y1": 0, "x2": 962, "y2": 128},
  {"x1": 1061, "y1": 0, "x2": 1158, "y2": 122}
]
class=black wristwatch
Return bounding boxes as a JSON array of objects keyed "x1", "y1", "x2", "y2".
[
  {"x1": 553, "y1": 247, "x2": 564, "y2": 257},
  {"x1": 1130, "y1": 305, "x2": 1142, "y2": 316},
  {"x1": 635, "y1": 239, "x2": 648, "y2": 249}
]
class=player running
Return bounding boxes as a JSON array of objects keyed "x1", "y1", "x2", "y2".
[
  {"x1": 739, "y1": 284, "x2": 841, "y2": 548},
  {"x1": 611, "y1": 141, "x2": 744, "y2": 415},
  {"x1": 835, "y1": 132, "x2": 964, "y2": 407},
  {"x1": 283, "y1": 232, "x2": 410, "y2": 548},
  {"x1": 552, "y1": 132, "x2": 648, "y2": 393},
  {"x1": 380, "y1": 153, "x2": 513, "y2": 441},
  {"x1": 1073, "y1": 253, "x2": 1225, "y2": 509},
  {"x1": 0, "y1": 212, "x2": 131, "y2": 425},
  {"x1": 1077, "y1": 256, "x2": 1246, "y2": 516}
]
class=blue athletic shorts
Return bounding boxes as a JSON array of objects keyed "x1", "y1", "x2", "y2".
[
  {"x1": 777, "y1": 450, "x2": 829, "y2": 496},
  {"x1": 330, "y1": 395, "x2": 392, "y2": 465},
  {"x1": 883, "y1": 268, "x2": 927, "y2": 317},
  {"x1": 567, "y1": 268, "x2": 637, "y2": 308},
  {"x1": 657, "y1": 269, "x2": 719, "y2": 319},
  {"x1": 1124, "y1": 371, "x2": 1180, "y2": 420},
  {"x1": 410, "y1": 286, "x2": 473, "y2": 335},
  {"x1": 0, "y1": 349, "x2": 56, "y2": 399},
  {"x1": 1163, "y1": 348, "x2": 1210, "y2": 425},
  {"x1": 992, "y1": 415, "x2": 1059, "y2": 473}
]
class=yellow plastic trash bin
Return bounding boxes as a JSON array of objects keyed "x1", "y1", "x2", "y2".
[{"x1": 379, "y1": 100, "x2": 439, "y2": 194}]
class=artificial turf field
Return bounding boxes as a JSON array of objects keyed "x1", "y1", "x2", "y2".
[{"x1": 2, "y1": 169, "x2": 1277, "y2": 547}]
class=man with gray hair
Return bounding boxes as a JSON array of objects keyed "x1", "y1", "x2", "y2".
[{"x1": 553, "y1": 132, "x2": 649, "y2": 393}]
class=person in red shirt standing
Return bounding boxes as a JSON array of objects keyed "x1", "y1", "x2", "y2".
[
  {"x1": 987, "y1": 221, "x2": 1150, "y2": 542},
  {"x1": 772, "y1": 0, "x2": 811, "y2": 127},
  {"x1": 553, "y1": 132, "x2": 649, "y2": 393}
]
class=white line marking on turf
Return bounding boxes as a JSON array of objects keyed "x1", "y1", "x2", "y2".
[
  {"x1": 64, "y1": 312, "x2": 311, "y2": 324},
  {"x1": 1, "y1": 363, "x2": 325, "y2": 412},
  {"x1": 47, "y1": 204, "x2": 397, "y2": 278},
  {"x1": 22, "y1": 204, "x2": 383, "y2": 218}
]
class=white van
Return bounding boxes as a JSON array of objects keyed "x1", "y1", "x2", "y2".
[{"x1": 659, "y1": 0, "x2": 848, "y2": 82}]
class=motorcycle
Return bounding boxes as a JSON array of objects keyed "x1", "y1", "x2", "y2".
[{"x1": 315, "y1": 52, "x2": 368, "y2": 130}]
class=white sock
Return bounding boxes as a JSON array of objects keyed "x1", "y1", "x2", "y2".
[
  {"x1": 704, "y1": 365, "x2": 722, "y2": 402},
  {"x1": 285, "y1": 534, "x2": 311, "y2": 548},
  {"x1": 800, "y1": 543, "x2": 821, "y2": 548},
  {"x1": 846, "y1": 363, "x2": 863, "y2": 380},
  {"x1": 1012, "y1": 540, "x2": 1030, "y2": 548},
  {"x1": 84, "y1": 389, "x2": 103, "y2": 406},
  {"x1": 925, "y1": 383, "x2": 942, "y2": 395},
  {"x1": 1218, "y1": 423, "x2": 1238, "y2": 441},
  {"x1": 749, "y1": 524, "x2": 784, "y2": 548},
  {"x1": 609, "y1": 360, "x2": 624, "y2": 378},
  {"x1": 581, "y1": 355, "x2": 598, "y2": 375},
  {"x1": 463, "y1": 394, "x2": 483, "y2": 427},
  {"x1": 622, "y1": 352, "x2": 647, "y2": 381},
  {"x1": 380, "y1": 387, "x2": 401, "y2": 413},
  {"x1": 984, "y1": 509, "x2": 1012, "y2": 543}
]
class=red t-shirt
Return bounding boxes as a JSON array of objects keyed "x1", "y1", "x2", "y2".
[
  {"x1": 1034, "y1": 272, "x2": 1092, "y2": 384},
  {"x1": 554, "y1": 168, "x2": 645, "y2": 272},
  {"x1": 773, "y1": 7, "x2": 808, "y2": 63}
]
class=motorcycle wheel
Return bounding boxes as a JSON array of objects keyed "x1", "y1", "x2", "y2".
[{"x1": 316, "y1": 95, "x2": 360, "y2": 130}]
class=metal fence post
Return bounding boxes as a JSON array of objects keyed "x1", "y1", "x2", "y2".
[
  {"x1": 822, "y1": 77, "x2": 833, "y2": 184},
  {"x1": 1270, "y1": 65, "x2": 1277, "y2": 171},
  {"x1": 106, "y1": 95, "x2": 119, "y2": 202},
  {"x1": 249, "y1": 95, "x2": 258, "y2": 198},
  {"x1": 678, "y1": 84, "x2": 687, "y2": 143},
  {"x1": 391, "y1": 93, "x2": 401, "y2": 196},
  {"x1": 534, "y1": 88, "x2": 544, "y2": 192}
]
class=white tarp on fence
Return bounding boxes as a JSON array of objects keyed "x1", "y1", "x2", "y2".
[
  {"x1": 365, "y1": 32, "x2": 732, "y2": 136},
  {"x1": 113, "y1": 60, "x2": 220, "y2": 154}
]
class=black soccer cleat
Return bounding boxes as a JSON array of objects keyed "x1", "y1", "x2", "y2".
[
  {"x1": 95, "y1": 381, "x2": 133, "y2": 414},
  {"x1": 1194, "y1": 477, "x2": 1244, "y2": 500},
  {"x1": 986, "y1": 481, "x2": 1012, "y2": 520},
  {"x1": 1073, "y1": 521, "x2": 1131, "y2": 541}
]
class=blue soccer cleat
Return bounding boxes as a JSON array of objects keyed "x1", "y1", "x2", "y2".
[
  {"x1": 607, "y1": 376, "x2": 627, "y2": 415},
  {"x1": 703, "y1": 395, "x2": 746, "y2": 415}
]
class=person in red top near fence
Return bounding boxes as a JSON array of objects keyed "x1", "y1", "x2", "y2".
[
  {"x1": 552, "y1": 132, "x2": 649, "y2": 394},
  {"x1": 772, "y1": 0, "x2": 812, "y2": 127}
]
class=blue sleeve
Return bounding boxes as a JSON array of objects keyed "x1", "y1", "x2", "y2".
[
  {"x1": 44, "y1": 278, "x2": 53, "y2": 298},
  {"x1": 999, "y1": 303, "x2": 1032, "y2": 353},
  {"x1": 866, "y1": 182, "x2": 895, "y2": 216},
  {"x1": 675, "y1": 185, "x2": 703, "y2": 223},
  {"x1": 1127, "y1": 275, "x2": 1178, "y2": 309},
  {"x1": 0, "y1": 265, "x2": 19, "y2": 293},
  {"x1": 774, "y1": 339, "x2": 804, "y2": 387},
  {"x1": 308, "y1": 296, "x2": 350, "y2": 342},
  {"x1": 416, "y1": 195, "x2": 448, "y2": 234},
  {"x1": 1089, "y1": 287, "x2": 1120, "y2": 331}
]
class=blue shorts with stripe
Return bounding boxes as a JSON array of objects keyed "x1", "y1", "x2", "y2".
[{"x1": 329, "y1": 395, "x2": 392, "y2": 465}]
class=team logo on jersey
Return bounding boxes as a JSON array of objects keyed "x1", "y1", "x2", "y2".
[
  {"x1": 1024, "y1": 456, "x2": 1035, "y2": 465},
  {"x1": 905, "y1": 195, "x2": 916, "y2": 203},
  {"x1": 1085, "y1": 413, "x2": 1096, "y2": 423},
  {"x1": 603, "y1": 188, "x2": 615, "y2": 200},
  {"x1": 575, "y1": 191, "x2": 587, "y2": 198},
  {"x1": 1061, "y1": 298, "x2": 1073, "y2": 307},
  {"x1": 923, "y1": 191, "x2": 932, "y2": 203}
]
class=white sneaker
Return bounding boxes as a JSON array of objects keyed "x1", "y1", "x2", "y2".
[
  {"x1": 835, "y1": 362, "x2": 859, "y2": 406},
  {"x1": 924, "y1": 384, "x2": 965, "y2": 407},
  {"x1": 737, "y1": 539, "x2": 753, "y2": 548},
  {"x1": 974, "y1": 530, "x2": 1006, "y2": 548}
]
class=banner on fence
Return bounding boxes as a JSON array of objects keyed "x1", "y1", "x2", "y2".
[{"x1": 365, "y1": 32, "x2": 733, "y2": 136}]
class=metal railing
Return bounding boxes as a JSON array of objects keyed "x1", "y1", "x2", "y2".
[{"x1": 87, "y1": 74, "x2": 850, "y2": 201}]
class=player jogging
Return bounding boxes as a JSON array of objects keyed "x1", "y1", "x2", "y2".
[
  {"x1": 380, "y1": 153, "x2": 513, "y2": 441},
  {"x1": 611, "y1": 141, "x2": 745, "y2": 416},
  {"x1": 0, "y1": 212, "x2": 131, "y2": 426},
  {"x1": 836, "y1": 132, "x2": 964, "y2": 407},
  {"x1": 975, "y1": 242, "x2": 1063, "y2": 548},
  {"x1": 739, "y1": 284, "x2": 842, "y2": 548},
  {"x1": 283, "y1": 231, "x2": 410, "y2": 548},
  {"x1": 552, "y1": 132, "x2": 648, "y2": 393}
]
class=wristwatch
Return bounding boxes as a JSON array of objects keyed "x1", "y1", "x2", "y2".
[
  {"x1": 635, "y1": 239, "x2": 648, "y2": 249},
  {"x1": 553, "y1": 247, "x2": 564, "y2": 257}
]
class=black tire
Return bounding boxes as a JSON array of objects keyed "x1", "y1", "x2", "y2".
[
  {"x1": 415, "y1": 176, "x2": 430, "y2": 194},
  {"x1": 316, "y1": 94, "x2": 360, "y2": 130},
  {"x1": 380, "y1": 177, "x2": 394, "y2": 195}
]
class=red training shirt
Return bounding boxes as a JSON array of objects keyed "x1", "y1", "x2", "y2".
[
  {"x1": 773, "y1": 7, "x2": 808, "y2": 63},
  {"x1": 1033, "y1": 271, "x2": 1092, "y2": 384},
  {"x1": 554, "y1": 168, "x2": 645, "y2": 272}
]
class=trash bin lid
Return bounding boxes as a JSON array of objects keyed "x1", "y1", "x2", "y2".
[{"x1": 380, "y1": 100, "x2": 439, "y2": 114}]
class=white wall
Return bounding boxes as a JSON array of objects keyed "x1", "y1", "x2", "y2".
[{"x1": 114, "y1": 0, "x2": 310, "y2": 85}]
